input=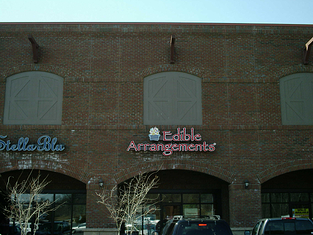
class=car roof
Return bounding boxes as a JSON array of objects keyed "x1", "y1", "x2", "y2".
[
  {"x1": 178, "y1": 219, "x2": 226, "y2": 222},
  {"x1": 169, "y1": 215, "x2": 222, "y2": 222},
  {"x1": 266, "y1": 218, "x2": 310, "y2": 220},
  {"x1": 258, "y1": 218, "x2": 312, "y2": 222}
]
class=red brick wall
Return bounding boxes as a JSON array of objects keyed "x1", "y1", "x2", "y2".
[{"x1": 1, "y1": 23, "x2": 313, "y2": 228}]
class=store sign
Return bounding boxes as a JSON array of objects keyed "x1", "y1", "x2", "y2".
[
  {"x1": 0, "y1": 135, "x2": 65, "y2": 152},
  {"x1": 184, "y1": 208, "x2": 199, "y2": 217},
  {"x1": 292, "y1": 208, "x2": 309, "y2": 218},
  {"x1": 127, "y1": 127, "x2": 216, "y2": 156}
]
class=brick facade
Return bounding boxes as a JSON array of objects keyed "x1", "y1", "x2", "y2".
[{"x1": 1, "y1": 23, "x2": 313, "y2": 229}]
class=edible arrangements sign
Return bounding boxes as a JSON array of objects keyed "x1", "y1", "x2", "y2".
[
  {"x1": 0, "y1": 135, "x2": 65, "y2": 152},
  {"x1": 127, "y1": 127, "x2": 216, "y2": 156}
]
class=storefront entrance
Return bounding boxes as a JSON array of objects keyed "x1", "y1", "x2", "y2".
[
  {"x1": 150, "y1": 191, "x2": 217, "y2": 218},
  {"x1": 137, "y1": 192, "x2": 219, "y2": 235},
  {"x1": 163, "y1": 205, "x2": 180, "y2": 219},
  {"x1": 127, "y1": 169, "x2": 229, "y2": 235},
  {"x1": 262, "y1": 169, "x2": 313, "y2": 219},
  {"x1": 0, "y1": 170, "x2": 86, "y2": 235}
]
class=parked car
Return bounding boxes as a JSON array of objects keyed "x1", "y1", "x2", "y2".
[
  {"x1": 16, "y1": 222, "x2": 39, "y2": 235},
  {"x1": 36, "y1": 221, "x2": 71, "y2": 235},
  {"x1": 249, "y1": 217, "x2": 313, "y2": 235},
  {"x1": 161, "y1": 215, "x2": 233, "y2": 235},
  {"x1": 72, "y1": 223, "x2": 86, "y2": 234}
]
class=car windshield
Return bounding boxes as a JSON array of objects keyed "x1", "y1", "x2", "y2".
[
  {"x1": 175, "y1": 221, "x2": 232, "y2": 235},
  {"x1": 264, "y1": 220, "x2": 313, "y2": 235}
]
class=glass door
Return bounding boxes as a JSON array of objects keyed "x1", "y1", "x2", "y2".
[
  {"x1": 156, "y1": 204, "x2": 181, "y2": 235},
  {"x1": 163, "y1": 205, "x2": 181, "y2": 220}
]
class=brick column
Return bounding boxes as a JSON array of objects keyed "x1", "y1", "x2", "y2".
[
  {"x1": 228, "y1": 182, "x2": 261, "y2": 228},
  {"x1": 86, "y1": 184, "x2": 115, "y2": 228}
]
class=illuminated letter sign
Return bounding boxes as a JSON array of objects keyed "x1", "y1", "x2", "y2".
[
  {"x1": 127, "y1": 127, "x2": 216, "y2": 156},
  {"x1": 0, "y1": 135, "x2": 65, "y2": 152}
]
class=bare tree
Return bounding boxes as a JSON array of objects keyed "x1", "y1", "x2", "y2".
[
  {"x1": 96, "y1": 172, "x2": 159, "y2": 234},
  {"x1": 3, "y1": 171, "x2": 57, "y2": 235}
]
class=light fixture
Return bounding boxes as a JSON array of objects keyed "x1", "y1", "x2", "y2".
[
  {"x1": 99, "y1": 179, "x2": 104, "y2": 188},
  {"x1": 244, "y1": 180, "x2": 249, "y2": 189}
]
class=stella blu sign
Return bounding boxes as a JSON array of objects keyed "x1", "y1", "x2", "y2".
[
  {"x1": 127, "y1": 127, "x2": 216, "y2": 156},
  {"x1": 0, "y1": 135, "x2": 65, "y2": 152}
]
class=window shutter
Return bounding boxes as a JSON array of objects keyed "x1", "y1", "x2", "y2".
[
  {"x1": 37, "y1": 74, "x2": 62, "y2": 122},
  {"x1": 175, "y1": 74, "x2": 201, "y2": 124},
  {"x1": 144, "y1": 72, "x2": 202, "y2": 125},
  {"x1": 4, "y1": 71, "x2": 63, "y2": 125},
  {"x1": 145, "y1": 74, "x2": 171, "y2": 123},
  {"x1": 280, "y1": 73, "x2": 313, "y2": 125}
]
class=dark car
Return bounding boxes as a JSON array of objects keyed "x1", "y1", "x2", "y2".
[
  {"x1": 36, "y1": 221, "x2": 71, "y2": 235},
  {"x1": 250, "y1": 217, "x2": 313, "y2": 235},
  {"x1": 161, "y1": 215, "x2": 233, "y2": 235}
]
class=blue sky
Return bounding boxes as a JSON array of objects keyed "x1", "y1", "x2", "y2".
[{"x1": 0, "y1": 0, "x2": 313, "y2": 24}]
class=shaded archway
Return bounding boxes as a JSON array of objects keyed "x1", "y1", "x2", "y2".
[
  {"x1": 0, "y1": 169, "x2": 86, "y2": 235},
  {"x1": 119, "y1": 169, "x2": 230, "y2": 234},
  {"x1": 261, "y1": 169, "x2": 313, "y2": 219},
  {"x1": 154, "y1": 169, "x2": 229, "y2": 191},
  {"x1": 115, "y1": 161, "x2": 233, "y2": 185},
  {"x1": 0, "y1": 169, "x2": 86, "y2": 191},
  {"x1": 258, "y1": 159, "x2": 313, "y2": 183}
]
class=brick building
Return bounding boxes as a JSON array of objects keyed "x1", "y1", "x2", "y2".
[{"x1": 1, "y1": 22, "x2": 313, "y2": 234}]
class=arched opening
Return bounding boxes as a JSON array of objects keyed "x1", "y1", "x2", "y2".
[
  {"x1": 0, "y1": 170, "x2": 86, "y2": 235},
  {"x1": 119, "y1": 169, "x2": 229, "y2": 235},
  {"x1": 262, "y1": 169, "x2": 313, "y2": 219}
]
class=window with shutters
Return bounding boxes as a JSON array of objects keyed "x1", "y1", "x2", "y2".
[
  {"x1": 280, "y1": 73, "x2": 313, "y2": 125},
  {"x1": 3, "y1": 71, "x2": 63, "y2": 125},
  {"x1": 144, "y1": 72, "x2": 202, "y2": 125}
]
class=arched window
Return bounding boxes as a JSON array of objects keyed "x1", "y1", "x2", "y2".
[
  {"x1": 280, "y1": 73, "x2": 313, "y2": 125},
  {"x1": 144, "y1": 72, "x2": 202, "y2": 125},
  {"x1": 3, "y1": 71, "x2": 63, "y2": 125}
]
